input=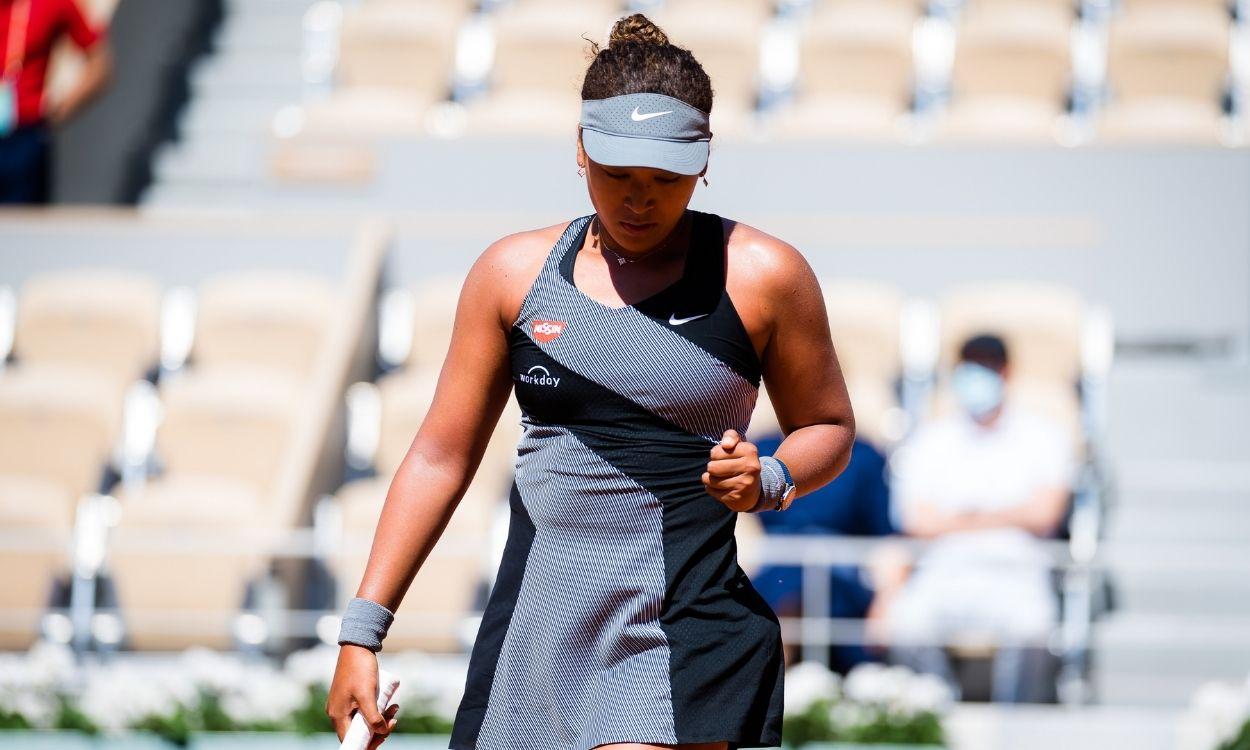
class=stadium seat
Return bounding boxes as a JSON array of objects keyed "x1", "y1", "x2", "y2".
[
  {"x1": 108, "y1": 475, "x2": 268, "y2": 650},
  {"x1": 402, "y1": 276, "x2": 465, "y2": 372},
  {"x1": 799, "y1": 1, "x2": 918, "y2": 105},
  {"x1": 0, "y1": 476, "x2": 74, "y2": 650},
  {"x1": 942, "y1": 2, "x2": 1072, "y2": 142},
  {"x1": 822, "y1": 280, "x2": 905, "y2": 384},
  {"x1": 374, "y1": 369, "x2": 523, "y2": 490},
  {"x1": 768, "y1": 94, "x2": 906, "y2": 140},
  {"x1": 331, "y1": 476, "x2": 500, "y2": 652},
  {"x1": 337, "y1": 1, "x2": 469, "y2": 97},
  {"x1": 297, "y1": 88, "x2": 434, "y2": 138},
  {"x1": 193, "y1": 272, "x2": 337, "y2": 379},
  {"x1": 14, "y1": 270, "x2": 161, "y2": 385},
  {"x1": 489, "y1": 2, "x2": 621, "y2": 97},
  {"x1": 155, "y1": 367, "x2": 301, "y2": 494},
  {"x1": 464, "y1": 88, "x2": 582, "y2": 136},
  {"x1": 1098, "y1": 96, "x2": 1229, "y2": 143},
  {"x1": 651, "y1": 2, "x2": 770, "y2": 105},
  {"x1": 938, "y1": 281, "x2": 1085, "y2": 385},
  {"x1": 1106, "y1": 4, "x2": 1229, "y2": 104},
  {"x1": 0, "y1": 364, "x2": 122, "y2": 499}
]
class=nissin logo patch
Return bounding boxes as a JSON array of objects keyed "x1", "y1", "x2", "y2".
[{"x1": 532, "y1": 319, "x2": 567, "y2": 343}]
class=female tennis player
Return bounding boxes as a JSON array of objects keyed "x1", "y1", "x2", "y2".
[{"x1": 327, "y1": 13, "x2": 855, "y2": 750}]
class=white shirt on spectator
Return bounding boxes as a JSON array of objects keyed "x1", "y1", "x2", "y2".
[{"x1": 886, "y1": 403, "x2": 1077, "y2": 643}]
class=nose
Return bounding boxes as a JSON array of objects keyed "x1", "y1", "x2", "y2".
[{"x1": 622, "y1": 175, "x2": 657, "y2": 212}]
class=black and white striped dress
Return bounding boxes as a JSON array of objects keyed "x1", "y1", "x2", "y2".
[{"x1": 450, "y1": 210, "x2": 784, "y2": 750}]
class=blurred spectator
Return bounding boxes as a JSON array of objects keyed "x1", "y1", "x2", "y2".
[
  {"x1": 750, "y1": 434, "x2": 895, "y2": 674},
  {"x1": 1, "y1": 0, "x2": 112, "y2": 204},
  {"x1": 876, "y1": 334, "x2": 1075, "y2": 703}
]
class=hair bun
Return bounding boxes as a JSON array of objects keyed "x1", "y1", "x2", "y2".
[{"x1": 609, "y1": 13, "x2": 669, "y2": 47}]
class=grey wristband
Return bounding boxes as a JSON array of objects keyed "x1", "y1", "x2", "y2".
[
  {"x1": 752, "y1": 455, "x2": 789, "y2": 513},
  {"x1": 337, "y1": 597, "x2": 395, "y2": 652}
]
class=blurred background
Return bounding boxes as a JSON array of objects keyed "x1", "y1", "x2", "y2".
[{"x1": 1, "y1": 0, "x2": 1248, "y2": 748}]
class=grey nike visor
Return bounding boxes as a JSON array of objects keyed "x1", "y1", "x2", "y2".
[{"x1": 579, "y1": 92, "x2": 711, "y2": 176}]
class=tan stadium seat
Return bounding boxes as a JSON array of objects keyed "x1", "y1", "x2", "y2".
[
  {"x1": 332, "y1": 476, "x2": 501, "y2": 652},
  {"x1": 464, "y1": 88, "x2": 582, "y2": 136},
  {"x1": 768, "y1": 93, "x2": 905, "y2": 140},
  {"x1": 1098, "y1": 96, "x2": 1227, "y2": 143},
  {"x1": 846, "y1": 375, "x2": 908, "y2": 450},
  {"x1": 651, "y1": 2, "x2": 770, "y2": 105},
  {"x1": 938, "y1": 281, "x2": 1085, "y2": 385},
  {"x1": 109, "y1": 475, "x2": 268, "y2": 650},
  {"x1": 943, "y1": 3, "x2": 1072, "y2": 141},
  {"x1": 375, "y1": 369, "x2": 522, "y2": 493},
  {"x1": 155, "y1": 367, "x2": 301, "y2": 494},
  {"x1": 1118, "y1": 0, "x2": 1232, "y2": 10},
  {"x1": 822, "y1": 279, "x2": 905, "y2": 384},
  {"x1": 337, "y1": 1, "x2": 468, "y2": 96},
  {"x1": 193, "y1": 272, "x2": 337, "y2": 379},
  {"x1": 1107, "y1": 4, "x2": 1230, "y2": 104},
  {"x1": 490, "y1": 2, "x2": 621, "y2": 97},
  {"x1": 0, "y1": 476, "x2": 74, "y2": 649},
  {"x1": 0, "y1": 364, "x2": 121, "y2": 499},
  {"x1": 405, "y1": 275, "x2": 466, "y2": 371},
  {"x1": 799, "y1": 1, "x2": 918, "y2": 106},
  {"x1": 15, "y1": 270, "x2": 161, "y2": 385},
  {"x1": 939, "y1": 95, "x2": 1064, "y2": 142}
]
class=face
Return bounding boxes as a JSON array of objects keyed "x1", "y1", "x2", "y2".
[{"x1": 577, "y1": 132, "x2": 705, "y2": 252}]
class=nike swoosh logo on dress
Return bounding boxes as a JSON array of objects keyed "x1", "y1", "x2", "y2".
[
  {"x1": 669, "y1": 313, "x2": 709, "y2": 326},
  {"x1": 632, "y1": 107, "x2": 673, "y2": 121}
]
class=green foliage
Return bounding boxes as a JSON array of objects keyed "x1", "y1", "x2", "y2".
[
  {"x1": 53, "y1": 695, "x2": 99, "y2": 735},
  {"x1": 130, "y1": 705, "x2": 193, "y2": 746},
  {"x1": 1218, "y1": 718, "x2": 1250, "y2": 750},
  {"x1": 0, "y1": 707, "x2": 33, "y2": 731},
  {"x1": 290, "y1": 683, "x2": 333, "y2": 735},
  {"x1": 782, "y1": 698, "x2": 946, "y2": 748}
]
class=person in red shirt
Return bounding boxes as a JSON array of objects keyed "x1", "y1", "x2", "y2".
[{"x1": 1, "y1": 0, "x2": 112, "y2": 203}]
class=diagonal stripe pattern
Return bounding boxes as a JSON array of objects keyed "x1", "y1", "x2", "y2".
[
  {"x1": 476, "y1": 421, "x2": 677, "y2": 749},
  {"x1": 515, "y1": 215, "x2": 757, "y2": 442}
]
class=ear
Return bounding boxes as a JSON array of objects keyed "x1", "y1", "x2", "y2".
[{"x1": 576, "y1": 127, "x2": 586, "y2": 168}]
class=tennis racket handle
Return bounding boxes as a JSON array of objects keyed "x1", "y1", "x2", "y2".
[{"x1": 340, "y1": 669, "x2": 400, "y2": 750}]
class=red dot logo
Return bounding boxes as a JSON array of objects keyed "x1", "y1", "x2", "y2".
[{"x1": 532, "y1": 319, "x2": 567, "y2": 343}]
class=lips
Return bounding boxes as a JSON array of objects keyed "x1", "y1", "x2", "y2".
[{"x1": 618, "y1": 220, "x2": 656, "y2": 234}]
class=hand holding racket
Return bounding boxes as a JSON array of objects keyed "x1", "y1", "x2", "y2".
[{"x1": 327, "y1": 645, "x2": 400, "y2": 749}]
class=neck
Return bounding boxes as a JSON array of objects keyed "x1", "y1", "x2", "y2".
[{"x1": 594, "y1": 211, "x2": 690, "y2": 264}]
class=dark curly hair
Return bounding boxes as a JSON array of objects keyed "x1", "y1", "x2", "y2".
[{"x1": 580, "y1": 13, "x2": 714, "y2": 114}]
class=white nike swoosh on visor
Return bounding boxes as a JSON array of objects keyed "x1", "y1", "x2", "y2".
[
  {"x1": 669, "y1": 313, "x2": 709, "y2": 326},
  {"x1": 631, "y1": 107, "x2": 673, "y2": 121}
]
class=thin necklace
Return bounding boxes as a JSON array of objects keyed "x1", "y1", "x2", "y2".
[{"x1": 593, "y1": 212, "x2": 690, "y2": 266}]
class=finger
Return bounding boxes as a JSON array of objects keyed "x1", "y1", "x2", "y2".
[
  {"x1": 710, "y1": 439, "x2": 759, "y2": 462},
  {"x1": 720, "y1": 429, "x2": 740, "y2": 451},
  {"x1": 327, "y1": 698, "x2": 351, "y2": 740},
  {"x1": 357, "y1": 690, "x2": 388, "y2": 735},
  {"x1": 366, "y1": 705, "x2": 401, "y2": 749},
  {"x1": 704, "y1": 473, "x2": 752, "y2": 492},
  {"x1": 706, "y1": 456, "x2": 759, "y2": 478}
]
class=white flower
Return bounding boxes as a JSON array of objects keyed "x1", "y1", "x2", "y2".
[
  {"x1": 179, "y1": 648, "x2": 246, "y2": 694},
  {"x1": 284, "y1": 644, "x2": 340, "y2": 689},
  {"x1": 382, "y1": 650, "x2": 466, "y2": 719},
  {"x1": 220, "y1": 665, "x2": 305, "y2": 726},
  {"x1": 79, "y1": 662, "x2": 188, "y2": 734},
  {"x1": 894, "y1": 671, "x2": 954, "y2": 716},
  {"x1": 24, "y1": 642, "x2": 77, "y2": 690},
  {"x1": 1190, "y1": 680, "x2": 1250, "y2": 744},
  {"x1": 784, "y1": 661, "x2": 840, "y2": 716},
  {"x1": 830, "y1": 699, "x2": 875, "y2": 730}
]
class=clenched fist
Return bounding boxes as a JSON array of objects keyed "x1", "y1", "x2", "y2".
[{"x1": 702, "y1": 429, "x2": 762, "y2": 512}]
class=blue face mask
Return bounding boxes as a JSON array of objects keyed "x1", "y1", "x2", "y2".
[{"x1": 951, "y1": 362, "x2": 1004, "y2": 420}]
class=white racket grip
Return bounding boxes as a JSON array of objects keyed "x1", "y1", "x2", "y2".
[{"x1": 339, "y1": 669, "x2": 401, "y2": 750}]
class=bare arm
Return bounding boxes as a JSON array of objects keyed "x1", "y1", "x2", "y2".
[
  {"x1": 704, "y1": 231, "x2": 856, "y2": 510},
  {"x1": 757, "y1": 240, "x2": 856, "y2": 499},
  {"x1": 47, "y1": 40, "x2": 113, "y2": 125},
  {"x1": 354, "y1": 248, "x2": 517, "y2": 610},
  {"x1": 904, "y1": 487, "x2": 1070, "y2": 539},
  {"x1": 327, "y1": 235, "x2": 529, "y2": 742}
]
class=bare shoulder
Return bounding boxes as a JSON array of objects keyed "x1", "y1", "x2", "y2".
[
  {"x1": 720, "y1": 217, "x2": 822, "y2": 329},
  {"x1": 468, "y1": 220, "x2": 571, "y2": 327}
]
